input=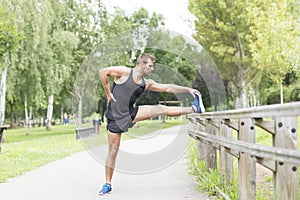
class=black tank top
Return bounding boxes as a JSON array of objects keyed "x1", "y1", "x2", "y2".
[{"x1": 106, "y1": 69, "x2": 146, "y2": 121}]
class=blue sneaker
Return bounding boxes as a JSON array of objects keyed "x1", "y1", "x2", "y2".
[
  {"x1": 99, "y1": 183, "x2": 112, "y2": 195},
  {"x1": 191, "y1": 93, "x2": 205, "y2": 113}
]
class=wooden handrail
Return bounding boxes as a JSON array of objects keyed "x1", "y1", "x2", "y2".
[
  {"x1": 189, "y1": 129, "x2": 300, "y2": 165},
  {"x1": 188, "y1": 102, "x2": 300, "y2": 200},
  {"x1": 189, "y1": 101, "x2": 300, "y2": 119}
]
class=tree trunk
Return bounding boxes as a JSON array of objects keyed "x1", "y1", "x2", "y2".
[
  {"x1": 46, "y1": 95, "x2": 54, "y2": 131},
  {"x1": 61, "y1": 106, "x2": 64, "y2": 125},
  {"x1": 77, "y1": 95, "x2": 82, "y2": 127},
  {"x1": 280, "y1": 83, "x2": 283, "y2": 104},
  {"x1": 9, "y1": 101, "x2": 16, "y2": 129},
  {"x1": 29, "y1": 106, "x2": 32, "y2": 128},
  {"x1": 24, "y1": 97, "x2": 29, "y2": 135},
  {"x1": 24, "y1": 97, "x2": 28, "y2": 125},
  {"x1": 74, "y1": 84, "x2": 83, "y2": 128},
  {"x1": 232, "y1": 75, "x2": 248, "y2": 109},
  {"x1": 232, "y1": 84, "x2": 241, "y2": 109},
  {"x1": 240, "y1": 79, "x2": 248, "y2": 108},
  {"x1": 0, "y1": 57, "x2": 8, "y2": 125},
  {"x1": 162, "y1": 99, "x2": 166, "y2": 124},
  {"x1": 233, "y1": 32, "x2": 248, "y2": 109}
]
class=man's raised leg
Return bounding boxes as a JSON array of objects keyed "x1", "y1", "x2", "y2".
[{"x1": 133, "y1": 105, "x2": 194, "y2": 123}]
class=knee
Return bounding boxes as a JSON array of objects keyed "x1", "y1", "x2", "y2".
[
  {"x1": 109, "y1": 145, "x2": 119, "y2": 155},
  {"x1": 156, "y1": 105, "x2": 167, "y2": 115}
]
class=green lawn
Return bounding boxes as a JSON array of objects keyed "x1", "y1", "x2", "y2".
[
  {"x1": 0, "y1": 125, "x2": 84, "y2": 182},
  {"x1": 0, "y1": 119, "x2": 186, "y2": 183}
]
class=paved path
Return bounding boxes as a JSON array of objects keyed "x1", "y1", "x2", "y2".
[{"x1": 0, "y1": 125, "x2": 208, "y2": 200}]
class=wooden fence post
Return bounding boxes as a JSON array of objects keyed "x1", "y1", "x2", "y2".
[
  {"x1": 206, "y1": 119, "x2": 217, "y2": 172},
  {"x1": 219, "y1": 120, "x2": 234, "y2": 187},
  {"x1": 238, "y1": 118, "x2": 256, "y2": 200},
  {"x1": 274, "y1": 117, "x2": 298, "y2": 200},
  {"x1": 196, "y1": 119, "x2": 207, "y2": 161}
]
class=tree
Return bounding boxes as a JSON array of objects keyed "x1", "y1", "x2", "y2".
[
  {"x1": 0, "y1": 3, "x2": 22, "y2": 125},
  {"x1": 72, "y1": 7, "x2": 165, "y2": 127},
  {"x1": 188, "y1": 0, "x2": 298, "y2": 108},
  {"x1": 3, "y1": 0, "x2": 80, "y2": 131},
  {"x1": 63, "y1": 0, "x2": 110, "y2": 127},
  {"x1": 250, "y1": 0, "x2": 300, "y2": 104},
  {"x1": 189, "y1": 0, "x2": 260, "y2": 108},
  {"x1": 2, "y1": 0, "x2": 52, "y2": 131},
  {"x1": 44, "y1": 26, "x2": 78, "y2": 131}
]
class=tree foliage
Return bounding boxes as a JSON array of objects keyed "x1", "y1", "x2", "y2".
[
  {"x1": 1, "y1": 0, "x2": 298, "y2": 128},
  {"x1": 249, "y1": 0, "x2": 299, "y2": 84},
  {"x1": 188, "y1": 0, "x2": 299, "y2": 108},
  {"x1": 0, "y1": 4, "x2": 21, "y2": 59}
]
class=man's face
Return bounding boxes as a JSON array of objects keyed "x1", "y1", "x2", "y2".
[{"x1": 142, "y1": 59, "x2": 154, "y2": 75}]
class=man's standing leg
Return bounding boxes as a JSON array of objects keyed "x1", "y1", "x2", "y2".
[
  {"x1": 106, "y1": 131, "x2": 121, "y2": 183},
  {"x1": 99, "y1": 130, "x2": 121, "y2": 195}
]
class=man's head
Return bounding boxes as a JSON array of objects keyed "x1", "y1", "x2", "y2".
[
  {"x1": 136, "y1": 53, "x2": 156, "y2": 75},
  {"x1": 137, "y1": 53, "x2": 155, "y2": 64}
]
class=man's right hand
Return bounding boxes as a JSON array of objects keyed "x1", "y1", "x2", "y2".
[{"x1": 107, "y1": 93, "x2": 116, "y2": 103}]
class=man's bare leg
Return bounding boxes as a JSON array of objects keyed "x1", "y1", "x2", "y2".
[
  {"x1": 105, "y1": 130, "x2": 121, "y2": 184},
  {"x1": 133, "y1": 105, "x2": 194, "y2": 122}
]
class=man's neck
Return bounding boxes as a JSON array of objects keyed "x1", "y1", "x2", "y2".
[{"x1": 132, "y1": 67, "x2": 144, "y2": 83}]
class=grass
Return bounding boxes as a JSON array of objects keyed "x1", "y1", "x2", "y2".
[
  {"x1": 188, "y1": 139, "x2": 238, "y2": 200},
  {"x1": 0, "y1": 119, "x2": 186, "y2": 183},
  {"x1": 188, "y1": 117, "x2": 300, "y2": 199},
  {"x1": 0, "y1": 125, "x2": 84, "y2": 183}
]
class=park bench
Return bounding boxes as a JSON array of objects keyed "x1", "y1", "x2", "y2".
[
  {"x1": 75, "y1": 119, "x2": 101, "y2": 140},
  {"x1": 75, "y1": 126, "x2": 95, "y2": 140},
  {"x1": 0, "y1": 125, "x2": 9, "y2": 152}
]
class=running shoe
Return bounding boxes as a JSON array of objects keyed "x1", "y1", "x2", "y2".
[
  {"x1": 191, "y1": 93, "x2": 205, "y2": 113},
  {"x1": 99, "y1": 183, "x2": 112, "y2": 195}
]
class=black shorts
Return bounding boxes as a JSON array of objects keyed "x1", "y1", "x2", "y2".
[{"x1": 106, "y1": 106, "x2": 139, "y2": 133}]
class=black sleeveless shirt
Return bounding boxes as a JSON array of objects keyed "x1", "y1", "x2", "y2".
[{"x1": 106, "y1": 69, "x2": 146, "y2": 132}]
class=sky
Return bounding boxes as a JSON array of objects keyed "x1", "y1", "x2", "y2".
[{"x1": 101, "y1": 0, "x2": 196, "y2": 37}]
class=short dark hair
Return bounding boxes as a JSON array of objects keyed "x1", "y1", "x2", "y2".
[{"x1": 137, "y1": 53, "x2": 155, "y2": 64}]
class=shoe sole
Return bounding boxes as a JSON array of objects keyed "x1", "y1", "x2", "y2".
[
  {"x1": 99, "y1": 192, "x2": 111, "y2": 195},
  {"x1": 195, "y1": 93, "x2": 205, "y2": 113},
  {"x1": 198, "y1": 96, "x2": 205, "y2": 113}
]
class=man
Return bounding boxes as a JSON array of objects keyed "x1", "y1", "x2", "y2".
[{"x1": 98, "y1": 53, "x2": 205, "y2": 195}]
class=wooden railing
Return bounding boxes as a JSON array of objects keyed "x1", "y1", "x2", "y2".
[{"x1": 188, "y1": 102, "x2": 300, "y2": 200}]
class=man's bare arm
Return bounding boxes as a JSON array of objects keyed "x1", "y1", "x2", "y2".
[
  {"x1": 99, "y1": 66, "x2": 130, "y2": 102},
  {"x1": 145, "y1": 79, "x2": 201, "y2": 97}
]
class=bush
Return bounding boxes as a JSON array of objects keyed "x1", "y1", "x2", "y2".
[
  {"x1": 289, "y1": 86, "x2": 300, "y2": 101},
  {"x1": 265, "y1": 87, "x2": 290, "y2": 105}
]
